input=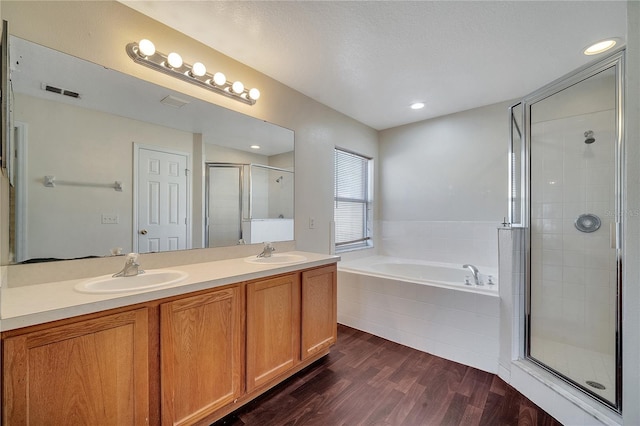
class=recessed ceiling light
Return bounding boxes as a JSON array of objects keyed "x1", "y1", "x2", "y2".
[
  {"x1": 250, "y1": 145, "x2": 261, "y2": 150},
  {"x1": 410, "y1": 102, "x2": 425, "y2": 110},
  {"x1": 583, "y1": 38, "x2": 619, "y2": 56}
]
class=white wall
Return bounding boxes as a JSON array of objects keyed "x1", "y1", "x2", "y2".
[
  {"x1": 375, "y1": 101, "x2": 511, "y2": 268},
  {"x1": 379, "y1": 101, "x2": 510, "y2": 222}
]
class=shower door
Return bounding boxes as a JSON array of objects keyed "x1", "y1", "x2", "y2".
[
  {"x1": 206, "y1": 164, "x2": 244, "y2": 248},
  {"x1": 522, "y1": 51, "x2": 623, "y2": 410}
]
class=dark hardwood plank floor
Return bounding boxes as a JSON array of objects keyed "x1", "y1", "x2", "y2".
[{"x1": 213, "y1": 325, "x2": 562, "y2": 426}]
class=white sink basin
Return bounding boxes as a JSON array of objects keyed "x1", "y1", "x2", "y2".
[
  {"x1": 75, "y1": 269, "x2": 188, "y2": 294},
  {"x1": 244, "y1": 253, "x2": 307, "y2": 265}
]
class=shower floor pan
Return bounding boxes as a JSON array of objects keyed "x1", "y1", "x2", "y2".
[{"x1": 530, "y1": 336, "x2": 615, "y2": 403}]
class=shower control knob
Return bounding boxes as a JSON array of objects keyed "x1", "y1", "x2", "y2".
[{"x1": 140, "y1": 229, "x2": 148, "y2": 235}]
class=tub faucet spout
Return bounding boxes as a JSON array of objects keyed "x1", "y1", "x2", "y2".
[{"x1": 463, "y1": 264, "x2": 481, "y2": 285}]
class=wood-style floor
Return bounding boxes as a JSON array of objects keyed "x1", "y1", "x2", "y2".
[{"x1": 213, "y1": 324, "x2": 562, "y2": 426}]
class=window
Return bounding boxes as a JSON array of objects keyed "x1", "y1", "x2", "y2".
[{"x1": 334, "y1": 148, "x2": 372, "y2": 252}]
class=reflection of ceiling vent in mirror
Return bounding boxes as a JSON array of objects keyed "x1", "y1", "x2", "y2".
[
  {"x1": 160, "y1": 95, "x2": 190, "y2": 108},
  {"x1": 41, "y1": 83, "x2": 80, "y2": 99}
]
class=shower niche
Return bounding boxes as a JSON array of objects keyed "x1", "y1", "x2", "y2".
[{"x1": 510, "y1": 50, "x2": 624, "y2": 411}]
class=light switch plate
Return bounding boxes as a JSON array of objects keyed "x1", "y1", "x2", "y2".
[{"x1": 101, "y1": 213, "x2": 119, "y2": 224}]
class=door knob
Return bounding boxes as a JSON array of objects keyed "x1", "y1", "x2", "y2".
[{"x1": 140, "y1": 229, "x2": 148, "y2": 235}]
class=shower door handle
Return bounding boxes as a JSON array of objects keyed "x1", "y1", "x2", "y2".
[{"x1": 610, "y1": 222, "x2": 621, "y2": 250}]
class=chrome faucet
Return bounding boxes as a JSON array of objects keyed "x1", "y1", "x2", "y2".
[
  {"x1": 257, "y1": 242, "x2": 276, "y2": 258},
  {"x1": 463, "y1": 264, "x2": 481, "y2": 285},
  {"x1": 113, "y1": 253, "x2": 145, "y2": 277}
]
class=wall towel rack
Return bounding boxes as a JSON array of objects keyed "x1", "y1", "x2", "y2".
[{"x1": 43, "y1": 175, "x2": 123, "y2": 192}]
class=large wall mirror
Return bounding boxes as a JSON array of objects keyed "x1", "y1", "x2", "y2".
[{"x1": 6, "y1": 35, "x2": 294, "y2": 264}]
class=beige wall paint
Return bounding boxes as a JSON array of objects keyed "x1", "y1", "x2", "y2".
[
  {"x1": 14, "y1": 93, "x2": 193, "y2": 260},
  {"x1": 0, "y1": 1, "x2": 378, "y2": 277}
]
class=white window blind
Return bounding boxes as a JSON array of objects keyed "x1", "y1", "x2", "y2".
[{"x1": 334, "y1": 148, "x2": 371, "y2": 251}]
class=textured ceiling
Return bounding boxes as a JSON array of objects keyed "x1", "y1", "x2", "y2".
[{"x1": 121, "y1": 1, "x2": 627, "y2": 130}]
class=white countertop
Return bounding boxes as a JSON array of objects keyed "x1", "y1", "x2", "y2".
[{"x1": 1, "y1": 251, "x2": 339, "y2": 332}]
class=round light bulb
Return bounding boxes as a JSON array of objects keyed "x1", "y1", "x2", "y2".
[
  {"x1": 191, "y1": 62, "x2": 206, "y2": 77},
  {"x1": 167, "y1": 52, "x2": 183, "y2": 69},
  {"x1": 584, "y1": 39, "x2": 617, "y2": 55},
  {"x1": 138, "y1": 39, "x2": 156, "y2": 57},
  {"x1": 232, "y1": 81, "x2": 244, "y2": 94},
  {"x1": 410, "y1": 102, "x2": 425, "y2": 110},
  {"x1": 212, "y1": 72, "x2": 226, "y2": 86},
  {"x1": 248, "y1": 88, "x2": 261, "y2": 100}
]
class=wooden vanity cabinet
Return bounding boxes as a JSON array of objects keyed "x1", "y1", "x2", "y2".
[
  {"x1": 2, "y1": 308, "x2": 150, "y2": 425},
  {"x1": 301, "y1": 265, "x2": 337, "y2": 361},
  {"x1": 246, "y1": 273, "x2": 300, "y2": 392},
  {"x1": 1, "y1": 262, "x2": 338, "y2": 426},
  {"x1": 160, "y1": 285, "x2": 243, "y2": 426}
]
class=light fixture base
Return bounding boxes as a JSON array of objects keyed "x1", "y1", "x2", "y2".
[{"x1": 126, "y1": 42, "x2": 257, "y2": 106}]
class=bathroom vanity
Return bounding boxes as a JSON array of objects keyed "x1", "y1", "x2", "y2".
[{"x1": 1, "y1": 252, "x2": 338, "y2": 425}]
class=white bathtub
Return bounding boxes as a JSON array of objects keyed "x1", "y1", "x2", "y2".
[
  {"x1": 338, "y1": 256, "x2": 498, "y2": 294},
  {"x1": 337, "y1": 255, "x2": 500, "y2": 373}
]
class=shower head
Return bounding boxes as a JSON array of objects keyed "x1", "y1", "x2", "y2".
[
  {"x1": 276, "y1": 176, "x2": 283, "y2": 183},
  {"x1": 584, "y1": 130, "x2": 595, "y2": 144}
]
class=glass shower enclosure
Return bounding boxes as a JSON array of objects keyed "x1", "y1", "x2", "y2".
[
  {"x1": 510, "y1": 50, "x2": 624, "y2": 410},
  {"x1": 206, "y1": 163, "x2": 294, "y2": 247}
]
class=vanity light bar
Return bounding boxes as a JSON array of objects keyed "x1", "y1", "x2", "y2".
[{"x1": 126, "y1": 40, "x2": 260, "y2": 106}]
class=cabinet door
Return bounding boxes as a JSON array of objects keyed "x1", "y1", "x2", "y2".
[
  {"x1": 3, "y1": 309, "x2": 149, "y2": 425},
  {"x1": 160, "y1": 285, "x2": 243, "y2": 426},
  {"x1": 246, "y1": 274, "x2": 300, "y2": 392},
  {"x1": 301, "y1": 265, "x2": 337, "y2": 361}
]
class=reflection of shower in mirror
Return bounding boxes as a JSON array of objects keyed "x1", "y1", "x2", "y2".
[
  {"x1": 276, "y1": 176, "x2": 284, "y2": 183},
  {"x1": 584, "y1": 130, "x2": 596, "y2": 144}
]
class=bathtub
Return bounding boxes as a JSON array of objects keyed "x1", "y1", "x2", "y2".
[
  {"x1": 338, "y1": 256, "x2": 498, "y2": 294},
  {"x1": 337, "y1": 255, "x2": 500, "y2": 373}
]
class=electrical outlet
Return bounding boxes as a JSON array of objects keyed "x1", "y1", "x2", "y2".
[
  {"x1": 309, "y1": 217, "x2": 316, "y2": 229},
  {"x1": 101, "y1": 213, "x2": 119, "y2": 224}
]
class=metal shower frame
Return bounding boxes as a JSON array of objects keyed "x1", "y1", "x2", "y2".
[{"x1": 509, "y1": 48, "x2": 625, "y2": 413}]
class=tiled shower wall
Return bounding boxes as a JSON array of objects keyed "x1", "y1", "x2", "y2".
[
  {"x1": 530, "y1": 109, "x2": 617, "y2": 355},
  {"x1": 378, "y1": 220, "x2": 500, "y2": 269}
]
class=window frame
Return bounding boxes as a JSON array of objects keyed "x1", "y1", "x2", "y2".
[{"x1": 333, "y1": 147, "x2": 373, "y2": 253}]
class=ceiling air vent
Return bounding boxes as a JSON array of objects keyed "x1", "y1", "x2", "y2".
[
  {"x1": 160, "y1": 94, "x2": 190, "y2": 108},
  {"x1": 41, "y1": 83, "x2": 81, "y2": 99}
]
